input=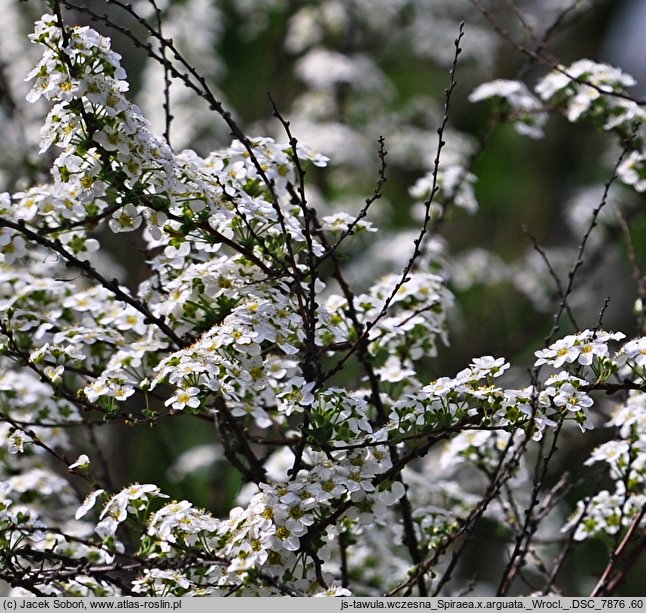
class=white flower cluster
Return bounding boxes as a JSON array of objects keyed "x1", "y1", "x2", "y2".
[
  {"x1": 563, "y1": 391, "x2": 646, "y2": 541},
  {"x1": 409, "y1": 165, "x2": 479, "y2": 215},
  {"x1": 534, "y1": 329, "x2": 624, "y2": 370},
  {"x1": 469, "y1": 79, "x2": 547, "y2": 139},
  {"x1": 471, "y1": 60, "x2": 646, "y2": 194},
  {"x1": 0, "y1": 15, "x2": 434, "y2": 595},
  {"x1": 535, "y1": 60, "x2": 639, "y2": 125}
]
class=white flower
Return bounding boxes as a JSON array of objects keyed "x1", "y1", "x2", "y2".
[
  {"x1": 584, "y1": 441, "x2": 630, "y2": 467},
  {"x1": 7, "y1": 432, "x2": 26, "y2": 455},
  {"x1": 68, "y1": 454, "x2": 90, "y2": 470},
  {"x1": 84, "y1": 379, "x2": 110, "y2": 403},
  {"x1": 535, "y1": 336, "x2": 579, "y2": 368},
  {"x1": 277, "y1": 377, "x2": 316, "y2": 415},
  {"x1": 470, "y1": 79, "x2": 530, "y2": 102},
  {"x1": 619, "y1": 337, "x2": 646, "y2": 368},
  {"x1": 376, "y1": 356, "x2": 415, "y2": 383},
  {"x1": 377, "y1": 481, "x2": 406, "y2": 506},
  {"x1": 313, "y1": 586, "x2": 353, "y2": 597},
  {"x1": 165, "y1": 387, "x2": 201, "y2": 412},
  {"x1": 617, "y1": 151, "x2": 646, "y2": 193},
  {"x1": 470, "y1": 356, "x2": 510, "y2": 378},
  {"x1": 93, "y1": 125, "x2": 131, "y2": 155},
  {"x1": 230, "y1": 402, "x2": 273, "y2": 429},
  {"x1": 320, "y1": 212, "x2": 376, "y2": 233},
  {"x1": 123, "y1": 483, "x2": 165, "y2": 502},
  {"x1": 609, "y1": 392, "x2": 646, "y2": 437},
  {"x1": 109, "y1": 203, "x2": 143, "y2": 233},
  {"x1": 75, "y1": 489, "x2": 105, "y2": 520},
  {"x1": 440, "y1": 430, "x2": 492, "y2": 469},
  {"x1": 552, "y1": 383, "x2": 593, "y2": 413},
  {"x1": 111, "y1": 384, "x2": 136, "y2": 402}
]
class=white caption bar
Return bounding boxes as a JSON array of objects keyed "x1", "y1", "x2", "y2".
[{"x1": 1, "y1": 598, "x2": 645, "y2": 613}]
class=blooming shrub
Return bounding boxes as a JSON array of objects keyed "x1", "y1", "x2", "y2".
[{"x1": 0, "y1": 0, "x2": 645, "y2": 598}]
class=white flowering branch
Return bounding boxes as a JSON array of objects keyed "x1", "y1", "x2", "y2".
[{"x1": 1, "y1": 0, "x2": 646, "y2": 599}]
